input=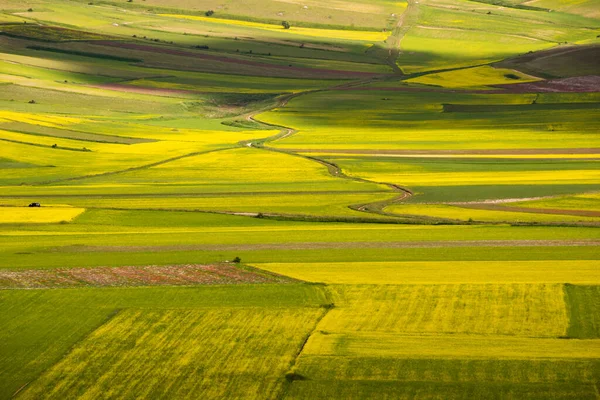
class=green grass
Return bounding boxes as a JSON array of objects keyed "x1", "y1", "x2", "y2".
[
  {"x1": 285, "y1": 379, "x2": 600, "y2": 399},
  {"x1": 565, "y1": 285, "x2": 600, "y2": 339},
  {"x1": 304, "y1": 332, "x2": 600, "y2": 358}
]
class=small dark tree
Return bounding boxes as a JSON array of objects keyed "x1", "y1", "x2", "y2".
[
  {"x1": 27, "y1": 8, "x2": 33, "y2": 12},
  {"x1": 28, "y1": 100, "x2": 36, "y2": 104},
  {"x1": 205, "y1": 10, "x2": 214, "y2": 16},
  {"x1": 232, "y1": 257, "x2": 241, "y2": 263},
  {"x1": 282, "y1": 20, "x2": 290, "y2": 29}
]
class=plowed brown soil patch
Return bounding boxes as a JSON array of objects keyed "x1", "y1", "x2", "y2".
[{"x1": 0, "y1": 263, "x2": 294, "y2": 289}]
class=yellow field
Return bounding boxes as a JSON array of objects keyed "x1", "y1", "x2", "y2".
[
  {"x1": 405, "y1": 66, "x2": 541, "y2": 89},
  {"x1": 0, "y1": 110, "x2": 83, "y2": 128},
  {"x1": 320, "y1": 284, "x2": 569, "y2": 337},
  {"x1": 160, "y1": 14, "x2": 390, "y2": 42},
  {"x1": 303, "y1": 332, "x2": 600, "y2": 359},
  {"x1": 255, "y1": 260, "x2": 600, "y2": 284},
  {"x1": 20, "y1": 308, "x2": 323, "y2": 399},
  {"x1": 300, "y1": 152, "x2": 600, "y2": 159},
  {"x1": 349, "y1": 169, "x2": 600, "y2": 187},
  {"x1": 384, "y1": 204, "x2": 600, "y2": 223},
  {"x1": 0, "y1": 206, "x2": 85, "y2": 223}
]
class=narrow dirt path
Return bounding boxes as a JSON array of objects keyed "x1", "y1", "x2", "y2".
[
  {"x1": 239, "y1": 87, "x2": 415, "y2": 220},
  {"x1": 388, "y1": 0, "x2": 420, "y2": 74}
]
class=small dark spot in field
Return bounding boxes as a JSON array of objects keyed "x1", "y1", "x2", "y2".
[{"x1": 285, "y1": 372, "x2": 307, "y2": 382}]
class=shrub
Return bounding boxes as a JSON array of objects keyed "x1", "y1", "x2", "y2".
[
  {"x1": 232, "y1": 257, "x2": 241, "y2": 263},
  {"x1": 282, "y1": 21, "x2": 290, "y2": 29},
  {"x1": 205, "y1": 10, "x2": 214, "y2": 16}
]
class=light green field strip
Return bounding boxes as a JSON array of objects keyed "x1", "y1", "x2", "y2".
[
  {"x1": 527, "y1": 0, "x2": 600, "y2": 18},
  {"x1": 144, "y1": 0, "x2": 401, "y2": 28},
  {"x1": 0, "y1": 193, "x2": 395, "y2": 219},
  {"x1": 268, "y1": 127, "x2": 600, "y2": 151},
  {"x1": 513, "y1": 193, "x2": 600, "y2": 213},
  {"x1": 0, "y1": 74, "x2": 189, "y2": 107},
  {"x1": 124, "y1": 72, "x2": 349, "y2": 94},
  {"x1": 259, "y1": 90, "x2": 600, "y2": 151},
  {"x1": 160, "y1": 14, "x2": 391, "y2": 42},
  {"x1": 286, "y1": 357, "x2": 600, "y2": 399},
  {"x1": 19, "y1": 308, "x2": 323, "y2": 399},
  {"x1": 343, "y1": 167, "x2": 600, "y2": 187},
  {"x1": 299, "y1": 152, "x2": 600, "y2": 159},
  {"x1": 303, "y1": 332, "x2": 600, "y2": 359},
  {"x1": 404, "y1": 66, "x2": 541, "y2": 89},
  {"x1": 256, "y1": 261, "x2": 600, "y2": 284},
  {"x1": 0, "y1": 206, "x2": 84, "y2": 223},
  {"x1": 0, "y1": 60, "x2": 121, "y2": 85},
  {"x1": 294, "y1": 356, "x2": 600, "y2": 384},
  {"x1": 321, "y1": 284, "x2": 568, "y2": 337},
  {"x1": 399, "y1": 27, "x2": 553, "y2": 73},
  {"x1": 0, "y1": 110, "x2": 271, "y2": 142},
  {"x1": 384, "y1": 204, "x2": 600, "y2": 223},
  {"x1": 0, "y1": 133, "x2": 236, "y2": 185}
]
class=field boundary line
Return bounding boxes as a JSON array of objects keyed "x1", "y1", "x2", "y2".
[
  {"x1": 33, "y1": 146, "x2": 237, "y2": 186},
  {"x1": 11, "y1": 308, "x2": 123, "y2": 398},
  {"x1": 276, "y1": 300, "x2": 333, "y2": 400}
]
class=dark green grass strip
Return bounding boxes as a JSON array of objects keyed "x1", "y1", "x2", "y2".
[
  {"x1": 443, "y1": 103, "x2": 600, "y2": 113},
  {"x1": 286, "y1": 381, "x2": 599, "y2": 400},
  {"x1": 27, "y1": 46, "x2": 142, "y2": 62},
  {"x1": 565, "y1": 284, "x2": 600, "y2": 339}
]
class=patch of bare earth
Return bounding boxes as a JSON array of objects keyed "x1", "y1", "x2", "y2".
[{"x1": 0, "y1": 264, "x2": 294, "y2": 289}]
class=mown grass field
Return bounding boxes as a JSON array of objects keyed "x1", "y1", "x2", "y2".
[{"x1": 0, "y1": 0, "x2": 599, "y2": 398}]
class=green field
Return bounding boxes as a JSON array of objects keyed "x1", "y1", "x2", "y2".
[{"x1": 1, "y1": 0, "x2": 599, "y2": 398}]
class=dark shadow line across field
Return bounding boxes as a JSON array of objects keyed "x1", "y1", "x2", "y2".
[
  {"x1": 276, "y1": 303, "x2": 332, "y2": 400},
  {"x1": 32, "y1": 146, "x2": 238, "y2": 186},
  {"x1": 10, "y1": 308, "x2": 124, "y2": 399}
]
